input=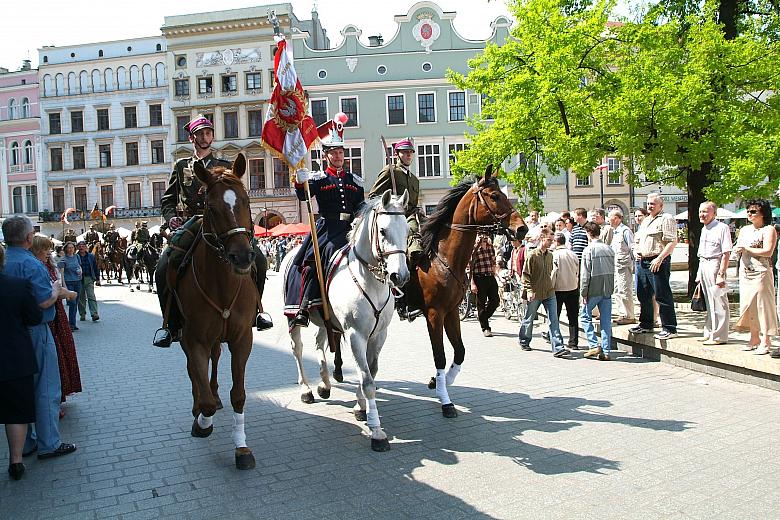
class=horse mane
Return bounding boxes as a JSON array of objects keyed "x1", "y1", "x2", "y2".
[
  {"x1": 420, "y1": 175, "x2": 482, "y2": 257},
  {"x1": 347, "y1": 198, "x2": 382, "y2": 245}
]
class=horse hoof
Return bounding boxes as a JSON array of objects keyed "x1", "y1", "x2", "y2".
[
  {"x1": 317, "y1": 386, "x2": 331, "y2": 399},
  {"x1": 441, "y1": 404, "x2": 458, "y2": 418},
  {"x1": 191, "y1": 419, "x2": 213, "y2": 438},
  {"x1": 427, "y1": 376, "x2": 437, "y2": 390},
  {"x1": 235, "y1": 448, "x2": 255, "y2": 470},
  {"x1": 371, "y1": 438, "x2": 391, "y2": 452},
  {"x1": 333, "y1": 369, "x2": 344, "y2": 383},
  {"x1": 301, "y1": 391, "x2": 315, "y2": 404},
  {"x1": 354, "y1": 410, "x2": 367, "y2": 422}
]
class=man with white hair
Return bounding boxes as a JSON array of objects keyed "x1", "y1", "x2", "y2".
[
  {"x1": 696, "y1": 201, "x2": 732, "y2": 344},
  {"x1": 590, "y1": 208, "x2": 614, "y2": 245},
  {"x1": 609, "y1": 208, "x2": 636, "y2": 324},
  {"x1": 631, "y1": 193, "x2": 679, "y2": 340}
]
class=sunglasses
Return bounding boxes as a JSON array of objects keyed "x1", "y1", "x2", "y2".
[{"x1": 747, "y1": 209, "x2": 759, "y2": 215}]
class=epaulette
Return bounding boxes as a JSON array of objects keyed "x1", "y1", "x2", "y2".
[{"x1": 352, "y1": 173, "x2": 364, "y2": 186}]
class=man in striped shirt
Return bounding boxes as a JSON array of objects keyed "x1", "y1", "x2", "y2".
[
  {"x1": 470, "y1": 234, "x2": 500, "y2": 337},
  {"x1": 570, "y1": 208, "x2": 589, "y2": 261}
]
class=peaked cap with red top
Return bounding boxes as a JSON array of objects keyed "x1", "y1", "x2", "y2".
[
  {"x1": 185, "y1": 114, "x2": 214, "y2": 135},
  {"x1": 393, "y1": 138, "x2": 415, "y2": 152}
]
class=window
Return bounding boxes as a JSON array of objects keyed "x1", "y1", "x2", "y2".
[
  {"x1": 377, "y1": 65, "x2": 387, "y2": 75},
  {"x1": 310, "y1": 99, "x2": 328, "y2": 127},
  {"x1": 52, "y1": 188, "x2": 65, "y2": 213},
  {"x1": 422, "y1": 62, "x2": 432, "y2": 72},
  {"x1": 246, "y1": 72, "x2": 262, "y2": 90},
  {"x1": 8, "y1": 99, "x2": 17, "y2": 120},
  {"x1": 248, "y1": 110, "x2": 263, "y2": 137},
  {"x1": 273, "y1": 159, "x2": 290, "y2": 189},
  {"x1": 127, "y1": 183, "x2": 141, "y2": 208},
  {"x1": 70, "y1": 110, "x2": 83, "y2": 132},
  {"x1": 99, "y1": 144, "x2": 112, "y2": 168},
  {"x1": 49, "y1": 113, "x2": 61, "y2": 134},
  {"x1": 344, "y1": 147, "x2": 362, "y2": 175},
  {"x1": 310, "y1": 149, "x2": 326, "y2": 172},
  {"x1": 480, "y1": 94, "x2": 494, "y2": 121},
  {"x1": 174, "y1": 79, "x2": 189, "y2": 97},
  {"x1": 387, "y1": 95, "x2": 405, "y2": 125},
  {"x1": 448, "y1": 143, "x2": 468, "y2": 172},
  {"x1": 124, "y1": 106, "x2": 137, "y2": 128},
  {"x1": 203, "y1": 113, "x2": 214, "y2": 123},
  {"x1": 177, "y1": 115, "x2": 189, "y2": 142},
  {"x1": 72, "y1": 146, "x2": 85, "y2": 169},
  {"x1": 417, "y1": 144, "x2": 441, "y2": 177},
  {"x1": 151, "y1": 140, "x2": 164, "y2": 164},
  {"x1": 74, "y1": 186, "x2": 88, "y2": 211},
  {"x1": 10, "y1": 142, "x2": 19, "y2": 166},
  {"x1": 425, "y1": 204, "x2": 438, "y2": 216},
  {"x1": 198, "y1": 76, "x2": 213, "y2": 94},
  {"x1": 417, "y1": 93, "x2": 436, "y2": 123},
  {"x1": 223, "y1": 112, "x2": 238, "y2": 138},
  {"x1": 125, "y1": 142, "x2": 138, "y2": 166},
  {"x1": 385, "y1": 146, "x2": 394, "y2": 166},
  {"x1": 12, "y1": 187, "x2": 22, "y2": 213},
  {"x1": 50, "y1": 148, "x2": 63, "y2": 171},
  {"x1": 100, "y1": 185, "x2": 113, "y2": 210},
  {"x1": 21, "y1": 98, "x2": 30, "y2": 118},
  {"x1": 25, "y1": 186, "x2": 38, "y2": 213},
  {"x1": 152, "y1": 181, "x2": 165, "y2": 207},
  {"x1": 175, "y1": 55, "x2": 186, "y2": 68},
  {"x1": 607, "y1": 157, "x2": 622, "y2": 185},
  {"x1": 23, "y1": 141, "x2": 33, "y2": 164},
  {"x1": 97, "y1": 108, "x2": 109, "y2": 130},
  {"x1": 249, "y1": 159, "x2": 266, "y2": 190},
  {"x1": 576, "y1": 174, "x2": 592, "y2": 187},
  {"x1": 317, "y1": 69, "x2": 327, "y2": 79},
  {"x1": 448, "y1": 91, "x2": 466, "y2": 122},
  {"x1": 221, "y1": 74, "x2": 237, "y2": 93},
  {"x1": 149, "y1": 104, "x2": 163, "y2": 126},
  {"x1": 340, "y1": 97, "x2": 358, "y2": 127}
]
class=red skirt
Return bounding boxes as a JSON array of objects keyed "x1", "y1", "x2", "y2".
[{"x1": 50, "y1": 299, "x2": 82, "y2": 400}]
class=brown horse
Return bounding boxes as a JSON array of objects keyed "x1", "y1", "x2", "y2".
[
  {"x1": 92, "y1": 242, "x2": 109, "y2": 282},
  {"x1": 107, "y1": 237, "x2": 127, "y2": 284},
  {"x1": 171, "y1": 154, "x2": 258, "y2": 470},
  {"x1": 411, "y1": 165, "x2": 526, "y2": 417}
]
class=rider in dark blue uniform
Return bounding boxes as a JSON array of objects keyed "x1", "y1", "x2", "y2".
[{"x1": 284, "y1": 123, "x2": 364, "y2": 327}]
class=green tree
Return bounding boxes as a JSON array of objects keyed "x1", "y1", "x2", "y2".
[{"x1": 449, "y1": 0, "x2": 780, "y2": 291}]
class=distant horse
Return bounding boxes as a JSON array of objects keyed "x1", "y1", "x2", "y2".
[
  {"x1": 92, "y1": 242, "x2": 111, "y2": 282},
  {"x1": 107, "y1": 237, "x2": 127, "y2": 284},
  {"x1": 168, "y1": 154, "x2": 259, "y2": 470},
  {"x1": 126, "y1": 243, "x2": 159, "y2": 293},
  {"x1": 410, "y1": 165, "x2": 526, "y2": 417},
  {"x1": 280, "y1": 190, "x2": 409, "y2": 451}
]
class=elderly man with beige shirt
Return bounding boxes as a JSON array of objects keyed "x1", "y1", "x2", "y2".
[
  {"x1": 696, "y1": 202, "x2": 732, "y2": 344},
  {"x1": 609, "y1": 208, "x2": 636, "y2": 324}
]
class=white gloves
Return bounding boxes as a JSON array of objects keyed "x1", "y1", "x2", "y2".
[{"x1": 295, "y1": 168, "x2": 310, "y2": 184}]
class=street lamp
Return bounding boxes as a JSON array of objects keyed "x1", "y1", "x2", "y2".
[{"x1": 596, "y1": 162, "x2": 609, "y2": 208}]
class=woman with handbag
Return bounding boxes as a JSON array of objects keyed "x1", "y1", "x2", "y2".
[
  {"x1": 733, "y1": 199, "x2": 778, "y2": 355},
  {"x1": 695, "y1": 202, "x2": 732, "y2": 345}
]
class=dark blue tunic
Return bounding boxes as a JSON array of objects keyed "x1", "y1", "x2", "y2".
[{"x1": 284, "y1": 166, "x2": 365, "y2": 316}]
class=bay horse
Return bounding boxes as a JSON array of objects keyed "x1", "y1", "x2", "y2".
[
  {"x1": 412, "y1": 165, "x2": 526, "y2": 417},
  {"x1": 107, "y1": 237, "x2": 127, "y2": 284},
  {"x1": 279, "y1": 191, "x2": 409, "y2": 452},
  {"x1": 92, "y1": 242, "x2": 110, "y2": 282},
  {"x1": 171, "y1": 153, "x2": 259, "y2": 470},
  {"x1": 126, "y1": 243, "x2": 159, "y2": 293}
]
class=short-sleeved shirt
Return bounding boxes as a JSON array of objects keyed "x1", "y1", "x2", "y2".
[
  {"x1": 58, "y1": 254, "x2": 82, "y2": 282},
  {"x1": 471, "y1": 238, "x2": 496, "y2": 276},
  {"x1": 4, "y1": 246, "x2": 55, "y2": 323},
  {"x1": 635, "y1": 212, "x2": 676, "y2": 257},
  {"x1": 698, "y1": 220, "x2": 733, "y2": 259}
]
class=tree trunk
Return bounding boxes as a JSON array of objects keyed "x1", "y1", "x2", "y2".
[{"x1": 686, "y1": 163, "x2": 713, "y2": 295}]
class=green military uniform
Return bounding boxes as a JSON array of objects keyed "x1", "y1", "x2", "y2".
[
  {"x1": 85, "y1": 229, "x2": 100, "y2": 246},
  {"x1": 161, "y1": 153, "x2": 231, "y2": 223},
  {"x1": 368, "y1": 160, "x2": 423, "y2": 259},
  {"x1": 135, "y1": 226, "x2": 150, "y2": 246},
  {"x1": 63, "y1": 230, "x2": 77, "y2": 244}
]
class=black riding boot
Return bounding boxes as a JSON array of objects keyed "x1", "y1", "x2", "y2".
[
  {"x1": 152, "y1": 251, "x2": 179, "y2": 348},
  {"x1": 253, "y1": 249, "x2": 273, "y2": 331},
  {"x1": 395, "y1": 294, "x2": 409, "y2": 320}
]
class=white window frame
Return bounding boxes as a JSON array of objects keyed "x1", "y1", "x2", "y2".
[
  {"x1": 339, "y1": 95, "x2": 359, "y2": 128},
  {"x1": 309, "y1": 97, "x2": 329, "y2": 127},
  {"x1": 416, "y1": 91, "x2": 437, "y2": 124},
  {"x1": 446, "y1": 141, "x2": 468, "y2": 177},
  {"x1": 576, "y1": 174, "x2": 592, "y2": 187},
  {"x1": 415, "y1": 138, "x2": 442, "y2": 178},
  {"x1": 479, "y1": 93, "x2": 494, "y2": 121},
  {"x1": 342, "y1": 143, "x2": 364, "y2": 176},
  {"x1": 447, "y1": 90, "x2": 468, "y2": 123},
  {"x1": 607, "y1": 157, "x2": 622, "y2": 185},
  {"x1": 385, "y1": 93, "x2": 406, "y2": 126}
]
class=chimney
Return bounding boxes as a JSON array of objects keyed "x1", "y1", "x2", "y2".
[
  {"x1": 21, "y1": 59, "x2": 31, "y2": 71},
  {"x1": 368, "y1": 35, "x2": 383, "y2": 47}
]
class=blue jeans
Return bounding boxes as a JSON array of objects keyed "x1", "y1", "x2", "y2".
[
  {"x1": 24, "y1": 325, "x2": 63, "y2": 454},
  {"x1": 636, "y1": 257, "x2": 677, "y2": 332},
  {"x1": 519, "y1": 295, "x2": 565, "y2": 353},
  {"x1": 581, "y1": 295, "x2": 613, "y2": 354},
  {"x1": 65, "y1": 280, "x2": 81, "y2": 327}
]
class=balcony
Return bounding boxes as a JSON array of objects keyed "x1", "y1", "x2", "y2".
[
  {"x1": 247, "y1": 187, "x2": 294, "y2": 198},
  {"x1": 114, "y1": 207, "x2": 161, "y2": 218}
]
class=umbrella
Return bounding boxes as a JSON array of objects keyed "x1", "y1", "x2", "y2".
[
  {"x1": 76, "y1": 231, "x2": 104, "y2": 242},
  {"x1": 115, "y1": 227, "x2": 132, "y2": 239},
  {"x1": 540, "y1": 211, "x2": 561, "y2": 223},
  {"x1": 733, "y1": 207, "x2": 780, "y2": 218},
  {"x1": 675, "y1": 208, "x2": 735, "y2": 220},
  {"x1": 270, "y1": 223, "x2": 310, "y2": 237},
  {"x1": 254, "y1": 225, "x2": 271, "y2": 237}
]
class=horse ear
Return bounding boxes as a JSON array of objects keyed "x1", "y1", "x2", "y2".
[
  {"x1": 399, "y1": 189, "x2": 409, "y2": 208},
  {"x1": 484, "y1": 163, "x2": 493, "y2": 180},
  {"x1": 232, "y1": 153, "x2": 247, "y2": 178},
  {"x1": 193, "y1": 160, "x2": 213, "y2": 186},
  {"x1": 381, "y1": 189, "x2": 392, "y2": 208}
]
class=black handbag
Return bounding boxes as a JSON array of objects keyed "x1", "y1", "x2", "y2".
[{"x1": 691, "y1": 283, "x2": 707, "y2": 312}]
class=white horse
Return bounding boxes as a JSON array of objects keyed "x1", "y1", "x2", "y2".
[{"x1": 280, "y1": 190, "x2": 410, "y2": 452}]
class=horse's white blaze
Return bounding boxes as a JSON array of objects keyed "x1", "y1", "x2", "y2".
[
  {"x1": 223, "y1": 189, "x2": 238, "y2": 219},
  {"x1": 197, "y1": 413, "x2": 213, "y2": 429},
  {"x1": 232, "y1": 412, "x2": 247, "y2": 448}
]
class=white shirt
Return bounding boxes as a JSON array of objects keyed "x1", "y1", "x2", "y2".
[
  {"x1": 698, "y1": 220, "x2": 732, "y2": 259},
  {"x1": 610, "y1": 223, "x2": 634, "y2": 268}
]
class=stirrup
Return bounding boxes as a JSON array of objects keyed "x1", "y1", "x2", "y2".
[
  {"x1": 153, "y1": 328, "x2": 173, "y2": 348},
  {"x1": 407, "y1": 309, "x2": 424, "y2": 322},
  {"x1": 255, "y1": 312, "x2": 273, "y2": 331},
  {"x1": 293, "y1": 310, "x2": 310, "y2": 327}
]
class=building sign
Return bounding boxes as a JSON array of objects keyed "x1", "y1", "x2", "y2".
[{"x1": 661, "y1": 194, "x2": 688, "y2": 202}]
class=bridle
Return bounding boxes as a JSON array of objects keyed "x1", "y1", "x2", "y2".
[
  {"x1": 199, "y1": 180, "x2": 253, "y2": 264},
  {"x1": 446, "y1": 182, "x2": 514, "y2": 236}
]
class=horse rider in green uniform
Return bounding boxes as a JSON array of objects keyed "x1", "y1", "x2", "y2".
[
  {"x1": 104, "y1": 224, "x2": 119, "y2": 253},
  {"x1": 84, "y1": 224, "x2": 100, "y2": 249},
  {"x1": 153, "y1": 115, "x2": 272, "y2": 348},
  {"x1": 368, "y1": 137, "x2": 423, "y2": 320}
]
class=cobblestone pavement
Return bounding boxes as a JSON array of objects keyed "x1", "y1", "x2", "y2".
[{"x1": 2, "y1": 270, "x2": 779, "y2": 520}]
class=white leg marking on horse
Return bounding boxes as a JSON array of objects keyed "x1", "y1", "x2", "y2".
[
  {"x1": 445, "y1": 363, "x2": 461, "y2": 386},
  {"x1": 223, "y1": 189, "x2": 237, "y2": 219},
  {"x1": 366, "y1": 398, "x2": 380, "y2": 429},
  {"x1": 232, "y1": 412, "x2": 247, "y2": 448},
  {"x1": 435, "y1": 368, "x2": 452, "y2": 405},
  {"x1": 197, "y1": 413, "x2": 213, "y2": 429}
]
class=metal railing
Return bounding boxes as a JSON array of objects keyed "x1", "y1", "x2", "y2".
[{"x1": 247, "y1": 187, "x2": 293, "y2": 198}]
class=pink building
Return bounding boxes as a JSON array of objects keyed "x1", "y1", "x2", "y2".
[{"x1": 0, "y1": 64, "x2": 41, "y2": 217}]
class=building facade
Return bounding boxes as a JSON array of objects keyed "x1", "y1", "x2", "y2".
[
  {"x1": 292, "y1": 1, "x2": 512, "y2": 214},
  {"x1": 0, "y1": 65, "x2": 41, "y2": 219},
  {"x1": 38, "y1": 37, "x2": 170, "y2": 234},
  {"x1": 162, "y1": 3, "x2": 327, "y2": 228}
]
